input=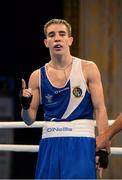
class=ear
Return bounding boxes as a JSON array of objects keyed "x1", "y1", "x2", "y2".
[
  {"x1": 44, "y1": 39, "x2": 49, "y2": 48},
  {"x1": 68, "y1": 36, "x2": 73, "y2": 46}
]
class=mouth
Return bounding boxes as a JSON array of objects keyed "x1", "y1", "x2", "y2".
[{"x1": 54, "y1": 44, "x2": 62, "y2": 49}]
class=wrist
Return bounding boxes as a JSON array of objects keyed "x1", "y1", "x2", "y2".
[{"x1": 20, "y1": 90, "x2": 32, "y2": 110}]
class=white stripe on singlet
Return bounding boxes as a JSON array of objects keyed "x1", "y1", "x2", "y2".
[{"x1": 42, "y1": 120, "x2": 95, "y2": 139}]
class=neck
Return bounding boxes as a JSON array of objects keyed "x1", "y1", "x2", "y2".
[{"x1": 49, "y1": 56, "x2": 73, "y2": 70}]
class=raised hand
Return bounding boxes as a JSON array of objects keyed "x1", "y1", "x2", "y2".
[{"x1": 20, "y1": 79, "x2": 33, "y2": 110}]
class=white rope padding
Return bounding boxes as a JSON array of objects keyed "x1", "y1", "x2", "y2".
[
  {"x1": 0, "y1": 120, "x2": 122, "y2": 155},
  {"x1": 0, "y1": 144, "x2": 39, "y2": 152},
  {"x1": 0, "y1": 120, "x2": 115, "y2": 128},
  {"x1": 0, "y1": 144, "x2": 121, "y2": 155},
  {"x1": 0, "y1": 121, "x2": 45, "y2": 128}
]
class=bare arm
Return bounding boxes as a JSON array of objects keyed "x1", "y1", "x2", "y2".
[
  {"x1": 21, "y1": 69, "x2": 40, "y2": 125},
  {"x1": 84, "y1": 61, "x2": 109, "y2": 177},
  {"x1": 96, "y1": 113, "x2": 122, "y2": 150},
  {"x1": 107, "y1": 113, "x2": 122, "y2": 139},
  {"x1": 86, "y1": 61, "x2": 108, "y2": 135}
]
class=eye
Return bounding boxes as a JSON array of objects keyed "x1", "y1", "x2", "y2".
[
  {"x1": 48, "y1": 32, "x2": 55, "y2": 37},
  {"x1": 59, "y1": 32, "x2": 66, "y2": 36}
]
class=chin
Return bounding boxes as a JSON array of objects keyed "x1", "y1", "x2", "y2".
[{"x1": 54, "y1": 52, "x2": 63, "y2": 56}]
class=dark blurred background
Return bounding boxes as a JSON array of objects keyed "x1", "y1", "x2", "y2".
[
  {"x1": 0, "y1": 0, "x2": 64, "y2": 179},
  {"x1": 0, "y1": 0, "x2": 122, "y2": 179}
]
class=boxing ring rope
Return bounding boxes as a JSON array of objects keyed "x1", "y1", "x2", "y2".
[
  {"x1": 0, "y1": 144, "x2": 121, "y2": 155},
  {"x1": 0, "y1": 120, "x2": 115, "y2": 129},
  {"x1": 0, "y1": 120, "x2": 122, "y2": 155}
]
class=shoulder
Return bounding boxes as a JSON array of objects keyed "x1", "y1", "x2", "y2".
[
  {"x1": 80, "y1": 59, "x2": 101, "y2": 81},
  {"x1": 74, "y1": 57, "x2": 97, "y2": 68},
  {"x1": 74, "y1": 57, "x2": 95, "y2": 67},
  {"x1": 81, "y1": 59, "x2": 97, "y2": 68},
  {"x1": 30, "y1": 69, "x2": 40, "y2": 79},
  {"x1": 28, "y1": 69, "x2": 40, "y2": 88}
]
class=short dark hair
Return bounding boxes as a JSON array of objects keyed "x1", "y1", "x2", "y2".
[{"x1": 44, "y1": 19, "x2": 72, "y2": 37}]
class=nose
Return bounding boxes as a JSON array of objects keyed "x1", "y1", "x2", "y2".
[{"x1": 54, "y1": 33, "x2": 61, "y2": 41}]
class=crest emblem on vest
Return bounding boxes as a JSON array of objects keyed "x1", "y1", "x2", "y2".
[
  {"x1": 72, "y1": 87, "x2": 82, "y2": 97},
  {"x1": 45, "y1": 94, "x2": 53, "y2": 103}
]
